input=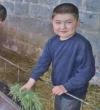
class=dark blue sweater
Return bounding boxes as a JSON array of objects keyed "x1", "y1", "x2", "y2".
[{"x1": 31, "y1": 33, "x2": 95, "y2": 97}]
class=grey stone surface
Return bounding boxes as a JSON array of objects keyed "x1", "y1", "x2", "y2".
[
  {"x1": 18, "y1": 17, "x2": 53, "y2": 37},
  {"x1": 7, "y1": 16, "x2": 21, "y2": 28},
  {"x1": 90, "y1": 71, "x2": 100, "y2": 86},
  {"x1": 0, "y1": 91, "x2": 21, "y2": 110},
  {"x1": 79, "y1": 12, "x2": 99, "y2": 31},
  {"x1": 24, "y1": 0, "x2": 38, "y2": 3},
  {"x1": 59, "y1": 0, "x2": 82, "y2": 8},
  {"x1": 14, "y1": 2, "x2": 29, "y2": 16},
  {"x1": 2, "y1": 1, "x2": 14, "y2": 15},
  {"x1": 38, "y1": 0, "x2": 58, "y2": 7},
  {"x1": 86, "y1": 0, "x2": 100, "y2": 12},
  {"x1": 11, "y1": 0, "x2": 23, "y2": 2},
  {"x1": 29, "y1": 4, "x2": 51, "y2": 19}
]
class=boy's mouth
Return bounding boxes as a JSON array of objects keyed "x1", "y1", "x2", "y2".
[{"x1": 60, "y1": 31, "x2": 68, "y2": 33}]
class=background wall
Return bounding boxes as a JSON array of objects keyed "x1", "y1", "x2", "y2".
[{"x1": 0, "y1": 0, "x2": 100, "y2": 72}]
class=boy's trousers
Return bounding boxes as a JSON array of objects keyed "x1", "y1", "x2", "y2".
[{"x1": 54, "y1": 94, "x2": 85, "y2": 110}]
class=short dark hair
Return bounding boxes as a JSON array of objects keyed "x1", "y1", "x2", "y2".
[
  {"x1": 52, "y1": 3, "x2": 79, "y2": 20},
  {"x1": 0, "y1": 4, "x2": 7, "y2": 21}
]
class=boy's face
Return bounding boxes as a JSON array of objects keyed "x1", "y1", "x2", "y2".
[{"x1": 52, "y1": 14, "x2": 79, "y2": 38}]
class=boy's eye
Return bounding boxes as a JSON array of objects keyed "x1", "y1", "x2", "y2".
[
  {"x1": 55, "y1": 21, "x2": 73, "y2": 24},
  {"x1": 54, "y1": 20, "x2": 73, "y2": 25},
  {"x1": 55, "y1": 21, "x2": 61, "y2": 24},
  {"x1": 67, "y1": 22, "x2": 72, "y2": 23},
  {"x1": 65, "y1": 21, "x2": 73, "y2": 24}
]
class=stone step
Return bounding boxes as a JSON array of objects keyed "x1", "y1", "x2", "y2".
[{"x1": 0, "y1": 91, "x2": 21, "y2": 110}]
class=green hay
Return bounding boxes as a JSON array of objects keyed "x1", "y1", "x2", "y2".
[{"x1": 9, "y1": 84, "x2": 43, "y2": 110}]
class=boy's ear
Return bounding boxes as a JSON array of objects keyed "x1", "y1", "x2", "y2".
[{"x1": 0, "y1": 20, "x2": 5, "y2": 26}]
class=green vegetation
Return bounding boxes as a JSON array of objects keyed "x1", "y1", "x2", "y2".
[{"x1": 9, "y1": 84, "x2": 43, "y2": 110}]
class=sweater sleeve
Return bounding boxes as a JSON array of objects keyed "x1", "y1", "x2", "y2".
[
  {"x1": 64, "y1": 41, "x2": 95, "y2": 92},
  {"x1": 31, "y1": 40, "x2": 52, "y2": 81}
]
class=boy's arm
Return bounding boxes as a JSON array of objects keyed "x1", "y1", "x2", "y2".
[
  {"x1": 22, "y1": 40, "x2": 52, "y2": 90},
  {"x1": 21, "y1": 78, "x2": 36, "y2": 90},
  {"x1": 52, "y1": 85, "x2": 67, "y2": 95},
  {"x1": 63, "y1": 41, "x2": 95, "y2": 92},
  {"x1": 31, "y1": 40, "x2": 52, "y2": 81}
]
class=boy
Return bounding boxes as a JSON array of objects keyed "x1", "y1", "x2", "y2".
[
  {"x1": 22, "y1": 3, "x2": 95, "y2": 110},
  {"x1": 0, "y1": 4, "x2": 7, "y2": 24},
  {"x1": 0, "y1": 4, "x2": 7, "y2": 46}
]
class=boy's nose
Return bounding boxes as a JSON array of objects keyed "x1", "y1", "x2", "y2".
[{"x1": 60, "y1": 22, "x2": 66, "y2": 29}]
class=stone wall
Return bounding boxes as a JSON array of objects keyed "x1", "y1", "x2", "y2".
[{"x1": 0, "y1": 0, "x2": 100, "y2": 71}]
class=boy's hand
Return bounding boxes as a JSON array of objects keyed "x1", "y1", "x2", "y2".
[
  {"x1": 21, "y1": 78, "x2": 36, "y2": 91},
  {"x1": 52, "y1": 85, "x2": 67, "y2": 95}
]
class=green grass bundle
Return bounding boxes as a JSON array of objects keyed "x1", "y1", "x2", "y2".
[{"x1": 9, "y1": 84, "x2": 43, "y2": 110}]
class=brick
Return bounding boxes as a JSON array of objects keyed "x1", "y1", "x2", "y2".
[
  {"x1": 24, "y1": 0, "x2": 38, "y2": 3},
  {"x1": 18, "y1": 17, "x2": 53, "y2": 36},
  {"x1": 14, "y1": 2, "x2": 29, "y2": 16},
  {"x1": 79, "y1": 12, "x2": 99, "y2": 31},
  {"x1": 86, "y1": 0, "x2": 100, "y2": 12},
  {"x1": 38, "y1": 0, "x2": 58, "y2": 7},
  {"x1": 29, "y1": 4, "x2": 51, "y2": 19},
  {"x1": 7, "y1": 16, "x2": 21, "y2": 28},
  {"x1": 11, "y1": 0, "x2": 23, "y2": 2}
]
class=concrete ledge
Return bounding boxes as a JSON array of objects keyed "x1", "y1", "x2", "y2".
[{"x1": 0, "y1": 91, "x2": 21, "y2": 110}]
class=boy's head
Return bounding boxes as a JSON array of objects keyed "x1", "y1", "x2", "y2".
[
  {"x1": 0, "y1": 4, "x2": 7, "y2": 22},
  {"x1": 52, "y1": 3, "x2": 79, "y2": 20},
  {"x1": 52, "y1": 3, "x2": 79, "y2": 39}
]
